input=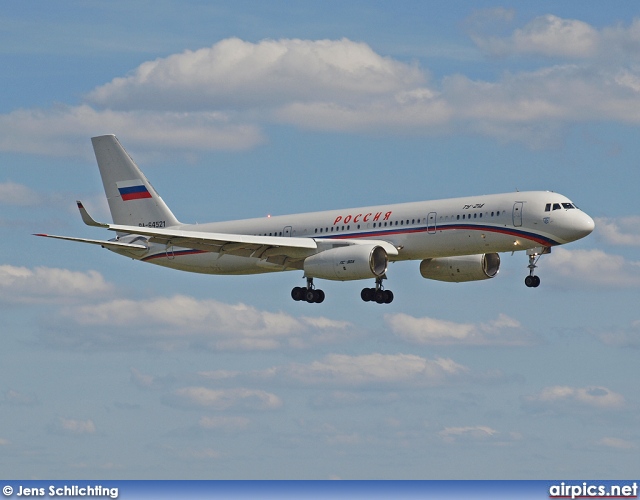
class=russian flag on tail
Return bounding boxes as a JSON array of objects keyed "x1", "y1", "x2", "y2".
[{"x1": 117, "y1": 179, "x2": 152, "y2": 201}]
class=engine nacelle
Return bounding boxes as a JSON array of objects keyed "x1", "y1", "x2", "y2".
[
  {"x1": 419, "y1": 253, "x2": 500, "y2": 282},
  {"x1": 303, "y1": 244, "x2": 388, "y2": 281}
]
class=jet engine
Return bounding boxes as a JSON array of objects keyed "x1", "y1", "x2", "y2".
[
  {"x1": 419, "y1": 253, "x2": 500, "y2": 282},
  {"x1": 303, "y1": 244, "x2": 388, "y2": 281}
]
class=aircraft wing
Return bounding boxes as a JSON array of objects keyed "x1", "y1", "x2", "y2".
[
  {"x1": 71, "y1": 200, "x2": 317, "y2": 261},
  {"x1": 108, "y1": 222, "x2": 319, "y2": 258}
]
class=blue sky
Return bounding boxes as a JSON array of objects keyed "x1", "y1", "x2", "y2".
[{"x1": 1, "y1": 1, "x2": 639, "y2": 479}]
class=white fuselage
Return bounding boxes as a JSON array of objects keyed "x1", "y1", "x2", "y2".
[{"x1": 122, "y1": 190, "x2": 594, "y2": 276}]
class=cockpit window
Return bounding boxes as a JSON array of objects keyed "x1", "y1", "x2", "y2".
[{"x1": 547, "y1": 202, "x2": 576, "y2": 211}]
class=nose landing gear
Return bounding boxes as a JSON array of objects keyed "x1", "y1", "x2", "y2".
[{"x1": 525, "y1": 247, "x2": 550, "y2": 288}]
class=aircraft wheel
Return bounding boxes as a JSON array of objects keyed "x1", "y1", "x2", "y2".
[
  {"x1": 291, "y1": 287, "x2": 305, "y2": 301},
  {"x1": 305, "y1": 289, "x2": 316, "y2": 302},
  {"x1": 361, "y1": 288, "x2": 373, "y2": 302},
  {"x1": 374, "y1": 290, "x2": 386, "y2": 304},
  {"x1": 532, "y1": 275, "x2": 541, "y2": 287},
  {"x1": 525, "y1": 276, "x2": 534, "y2": 288},
  {"x1": 384, "y1": 290, "x2": 394, "y2": 304},
  {"x1": 314, "y1": 289, "x2": 325, "y2": 303}
]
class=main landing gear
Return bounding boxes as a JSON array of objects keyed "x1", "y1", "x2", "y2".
[
  {"x1": 361, "y1": 276, "x2": 394, "y2": 304},
  {"x1": 291, "y1": 277, "x2": 325, "y2": 303},
  {"x1": 291, "y1": 276, "x2": 395, "y2": 304},
  {"x1": 524, "y1": 247, "x2": 550, "y2": 288}
]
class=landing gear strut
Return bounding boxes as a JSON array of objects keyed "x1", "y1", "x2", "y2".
[
  {"x1": 524, "y1": 247, "x2": 549, "y2": 288},
  {"x1": 291, "y1": 277, "x2": 325, "y2": 303},
  {"x1": 361, "y1": 276, "x2": 394, "y2": 304}
]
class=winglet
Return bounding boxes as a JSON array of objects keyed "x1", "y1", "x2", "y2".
[{"x1": 76, "y1": 201, "x2": 109, "y2": 228}]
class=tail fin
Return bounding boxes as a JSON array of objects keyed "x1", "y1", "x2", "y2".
[{"x1": 91, "y1": 135, "x2": 180, "y2": 227}]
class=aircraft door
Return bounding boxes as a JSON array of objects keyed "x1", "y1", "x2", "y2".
[
  {"x1": 513, "y1": 202, "x2": 523, "y2": 227},
  {"x1": 283, "y1": 226, "x2": 292, "y2": 237},
  {"x1": 427, "y1": 212, "x2": 437, "y2": 234}
]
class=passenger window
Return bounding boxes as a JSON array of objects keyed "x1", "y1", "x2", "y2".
[
  {"x1": 457, "y1": 215, "x2": 460, "y2": 220},
  {"x1": 474, "y1": 213, "x2": 477, "y2": 219}
]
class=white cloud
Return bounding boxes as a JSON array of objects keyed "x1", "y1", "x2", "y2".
[
  {"x1": 56, "y1": 294, "x2": 353, "y2": 351},
  {"x1": 87, "y1": 38, "x2": 426, "y2": 111},
  {"x1": 472, "y1": 15, "x2": 599, "y2": 58},
  {"x1": 53, "y1": 417, "x2": 97, "y2": 436},
  {"x1": 545, "y1": 248, "x2": 640, "y2": 287},
  {"x1": 469, "y1": 14, "x2": 640, "y2": 62},
  {"x1": 597, "y1": 437, "x2": 636, "y2": 450},
  {"x1": 0, "y1": 181, "x2": 40, "y2": 206},
  {"x1": 525, "y1": 385, "x2": 625, "y2": 411},
  {"x1": 167, "y1": 387, "x2": 282, "y2": 411},
  {"x1": 0, "y1": 265, "x2": 113, "y2": 303},
  {"x1": 0, "y1": 105, "x2": 264, "y2": 156},
  {"x1": 595, "y1": 216, "x2": 640, "y2": 246},
  {"x1": 595, "y1": 320, "x2": 640, "y2": 349},
  {"x1": 4, "y1": 389, "x2": 38, "y2": 406},
  {"x1": 386, "y1": 312, "x2": 533, "y2": 346},
  {"x1": 439, "y1": 425, "x2": 498, "y2": 443},
  {"x1": 198, "y1": 416, "x2": 251, "y2": 431},
  {"x1": 2, "y1": 28, "x2": 640, "y2": 153},
  {"x1": 276, "y1": 353, "x2": 468, "y2": 387}
]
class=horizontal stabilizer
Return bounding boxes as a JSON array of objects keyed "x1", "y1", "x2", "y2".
[{"x1": 33, "y1": 233, "x2": 148, "y2": 254}]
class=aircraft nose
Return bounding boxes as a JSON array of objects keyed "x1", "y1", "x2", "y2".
[{"x1": 575, "y1": 211, "x2": 595, "y2": 238}]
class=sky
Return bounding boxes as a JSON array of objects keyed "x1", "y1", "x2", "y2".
[{"x1": 1, "y1": 0, "x2": 639, "y2": 480}]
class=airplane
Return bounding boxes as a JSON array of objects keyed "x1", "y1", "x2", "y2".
[{"x1": 36, "y1": 135, "x2": 595, "y2": 304}]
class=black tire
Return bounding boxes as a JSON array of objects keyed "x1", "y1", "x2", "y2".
[
  {"x1": 532, "y1": 275, "x2": 541, "y2": 287},
  {"x1": 305, "y1": 289, "x2": 316, "y2": 302},
  {"x1": 384, "y1": 290, "x2": 394, "y2": 304},
  {"x1": 291, "y1": 287, "x2": 304, "y2": 301},
  {"x1": 374, "y1": 290, "x2": 386, "y2": 304},
  {"x1": 314, "y1": 289, "x2": 325, "y2": 303},
  {"x1": 525, "y1": 276, "x2": 534, "y2": 287},
  {"x1": 361, "y1": 288, "x2": 373, "y2": 302}
]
